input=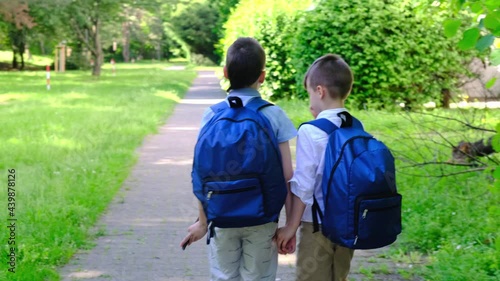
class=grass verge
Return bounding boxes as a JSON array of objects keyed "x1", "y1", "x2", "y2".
[{"x1": 0, "y1": 64, "x2": 196, "y2": 280}]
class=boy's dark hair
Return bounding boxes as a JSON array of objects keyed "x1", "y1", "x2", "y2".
[
  {"x1": 226, "y1": 37, "x2": 265, "y2": 91},
  {"x1": 303, "y1": 54, "x2": 353, "y2": 100}
]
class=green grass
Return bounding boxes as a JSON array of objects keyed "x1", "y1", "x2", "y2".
[
  {"x1": 0, "y1": 50, "x2": 53, "y2": 68},
  {"x1": 276, "y1": 99, "x2": 500, "y2": 280},
  {"x1": 0, "y1": 64, "x2": 196, "y2": 280}
]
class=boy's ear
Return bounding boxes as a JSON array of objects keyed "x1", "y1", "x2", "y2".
[
  {"x1": 223, "y1": 66, "x2": 229, "y2": 79},
  {"x1": 258, "y1": 70, "x2": 266, "y2": 83},
  {"x1": 317, "y1": 85, "x2": 327, "y2": 99}
]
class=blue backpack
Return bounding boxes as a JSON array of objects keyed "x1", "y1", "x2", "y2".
[
  {"x1": 192, "y1": 96, "x2": 287, "y2": 237},
  {"x1": 303, "y1": 112, "x2": 402, "y2": 250}
]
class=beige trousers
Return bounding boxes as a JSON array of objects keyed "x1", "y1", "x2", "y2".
[
  {"x1": 296, "y1": 222, "x2": 354, "y2": 281},
  {"x1": 209, "y1": 222, "x2": 278, "y2": 281}
]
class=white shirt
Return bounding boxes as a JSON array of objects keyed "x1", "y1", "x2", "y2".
[{"x1": 289, "y1": 108, "x2": 351, "y2": 223}]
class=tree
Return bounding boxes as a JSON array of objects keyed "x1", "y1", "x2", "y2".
[
  {"x1": 209, "y1": 0, "x2": 240, "y2": 62},
  {"x1": 61, "y1": 0, "x2": 122, "y2": 76},
  {"x1": 220, "y1": 0, "x2": 311, "y2": 97},
  {"x1": 0, "y1": 0, "x2": 36, "y2": 70},
  {"x1": 171, "y1": 2, "x2": 220, "y2": 63},
  {"x1": 121, "y1": 4, "x2": 134, "y2": 62},
  {"x1": 444, "y1": 3, "x2": 500, "y2": 272}
]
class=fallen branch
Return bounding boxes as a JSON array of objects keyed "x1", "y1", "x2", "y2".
[{"x1": 451, "y1": 136, "x2": 495, "y2": 164}]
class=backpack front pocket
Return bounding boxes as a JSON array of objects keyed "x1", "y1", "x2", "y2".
[
  {"x1": 354, "y1": 193, "x2": 402, "y2": 249},
  {"x1": 204, "y1": 176, "x2": 265, "y2": 226}
]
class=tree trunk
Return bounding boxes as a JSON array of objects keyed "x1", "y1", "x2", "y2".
[
  {"x1": 157, "y1": 42, "x2": 161, "y2": 61},
  {"x1": 39, "y1": 39, "x2": 46, "y2": 55},
  {"x1": 91, "y1": 19, "x2": 103, "y2": 76},
  {"x1": 442, "y1": 89, "x2": 451, "y2": 109},
  {"x1": 20, "y1": 52, "x2": 24, "y2": 70},
  {"x1": 12, "y1": 50, "x2": 18, "y2": 69},
  {"x1": 122, "y1": 22, "x2": 130, "y2": 62},
  {"x1": 19, "y1": 39, "x2": 25, "y2": 70}
]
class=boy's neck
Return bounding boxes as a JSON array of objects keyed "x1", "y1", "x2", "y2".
[
  {"x1": 248, "y1": 81, "x2": 260, "y2": 90},
  {"x1": 321, "y1": 100, "x2": 345, "y2": 111}
]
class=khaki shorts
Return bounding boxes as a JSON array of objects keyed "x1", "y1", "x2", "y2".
[
  {"x1": 296, "y1": 222, "x2": 354, "y2": 281},
  {"x1": 209, "y1": 222, "x2": 278, "y2": 281}
]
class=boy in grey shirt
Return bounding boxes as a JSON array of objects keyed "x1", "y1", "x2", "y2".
[{"x1": 180, "y1": 37, "x2": 296, "y2": 281}]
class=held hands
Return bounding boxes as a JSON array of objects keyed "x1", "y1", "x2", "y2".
[
  {"x1": 179, "y1": 220, "x2": 207, "y2": 249},
  {"x1": 274, "y1": 225, "x2": 298, "y2": 254}
]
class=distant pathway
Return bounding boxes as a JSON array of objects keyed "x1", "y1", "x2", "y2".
[{"x1": 59, "y1": 71, "x2": 419, "y2": 281}]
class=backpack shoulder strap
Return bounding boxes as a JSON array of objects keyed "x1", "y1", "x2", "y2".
[
  {"x1": 245, "y1": 97, "x2": 274, "y2": 112},
  {"x1": 351, "y1": 116, "x2": 363, "y2": 130},
  {"x1": 337, "y1": 111, "x2": 363, "y2": 130},
  {"x1": 300, "y1": 118, "x2": 338, "y2": 134},
  {"x1": 210, "y1": 97, "x2": 273, "y2": 113},
  {"x1": 301, "y1": 118, "x2": 338, "y2": 234}
]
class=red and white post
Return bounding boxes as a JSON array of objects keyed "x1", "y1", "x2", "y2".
[
  {"x1": 46, "y1": 65, "x2": 51, "y2": 90},
  {"x1": 111, "y1": 58, "x2": 116, "y2": 76}
]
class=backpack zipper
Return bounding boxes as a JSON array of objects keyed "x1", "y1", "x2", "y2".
[
  {"x1": 203, "y1": 173, "x2": 260, "y2": 183},
  {"x1": 206, "y1": 186, "x2": 257, "y2": 200},
  {"x1": 360, "y1": 205, "x2": 397, "y2": 220}
]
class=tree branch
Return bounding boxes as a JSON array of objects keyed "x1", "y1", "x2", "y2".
[
  {"x1": 70, "y1": 19, "x2": 96, "y2": 55},
  {"x1": 401, "y1": 161, "x2": 480, "y2": 168},
  {"x1": 398, "y1": 167, "x2": 487, "y2": 178},
  {"x1": 413, "y1": 111, "x2": 496, "y2": 133}
]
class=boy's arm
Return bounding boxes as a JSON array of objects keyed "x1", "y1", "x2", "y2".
[
  {"x1": 276, "y1": 126, "x2": 318, "y2": 251},
  {"x1": 276, "y1": 193, "x2": 306, "y2": 251},
  {"x1": 279, "y1": 141, "x2": 293, "y2": 218},
  {"x1": 179, "y1": 201, "x2": 208, "y2": 248},
  {"x1": 197, "y1": 201, "x2": 208, "y2": 226}
]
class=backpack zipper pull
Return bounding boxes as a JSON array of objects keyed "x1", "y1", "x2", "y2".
[
  {"x1": 362, "y1": 209, "x2": 368, "y2": 219},
  {"x1": 207, "y1": 191, "x2": 213, "y2": 200},
  {"x1": 354, "y1": 236, "x2": 358, "y2": 245}
]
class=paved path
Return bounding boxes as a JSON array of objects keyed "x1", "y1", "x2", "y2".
[{"x1": 59, "y1": 71, "x2": 416, "y2": 281}]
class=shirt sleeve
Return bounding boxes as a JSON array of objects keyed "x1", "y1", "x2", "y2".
[
  {"x1": 200, "y1": 107, "x2": 214, "y2": 128},
  {"x1": 289, "y1": 125, "x2": 319, "y2": 206},
  {"x1": 262, "y1": 106, "x2": 297, "y2": 143}
]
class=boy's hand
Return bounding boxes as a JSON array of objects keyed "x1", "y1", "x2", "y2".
[
  {"x1": 284, "y1": 234, "x2": 296, "y2": 254},
  {"x1": 179, "y1": 220, "x2": 207, "y2": 249},
  {"x1": 275, "y1": 225, "x2": 298, "y2": 254}
]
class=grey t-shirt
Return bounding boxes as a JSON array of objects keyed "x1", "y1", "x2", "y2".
[{"x1": 200, "y1": 88, "x2": 297, "y2": 143}]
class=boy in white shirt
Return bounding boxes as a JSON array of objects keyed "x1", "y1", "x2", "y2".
[{"x1": 275, "y1": 54, "x2": 355, "y2": 281}]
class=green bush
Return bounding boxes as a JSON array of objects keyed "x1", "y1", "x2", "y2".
[
  {"x1": 171, "y1": 2, "x2": 220, "y2": 64},
  {"x1": 220, "y1": 0, "x2": 311, "y2": 99},
  {"x1": 290, "y1": 0, "x2": 474, "y2": 108},
  {"x1": 257, "y1": 13, "x2": 301, "y2": 100}
]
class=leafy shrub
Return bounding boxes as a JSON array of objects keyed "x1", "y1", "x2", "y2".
[
  {"x1": 220, "y1": 0, "x2": 311, "y2": 99},
  {"x1": 190, "y1": 53, "x2": 217, "y2": 66},
  {"x1": 257, "y1": 13, "x2": 300, "y2": 100},
  {"x1": 290, "y1": 0, "x2": 474, "y2": 108},
  {"x1": 171, "y1": 2, "x2": 220, "y2": 64}
]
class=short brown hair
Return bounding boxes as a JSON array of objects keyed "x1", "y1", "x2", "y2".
[
  {"x1": 226, "y1": 37, "x2": 265, "y2": 91},
  {"x1": 303, "y1": 54, "x2": 353, "y2": 100}
]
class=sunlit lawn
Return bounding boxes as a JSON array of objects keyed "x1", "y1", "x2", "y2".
[
  {"x1": 0, "y1": 50, "x2": 53, "y2": 68},
  {"x1": 0, "y1": 64, "x2": 196, "y2": 280}
]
